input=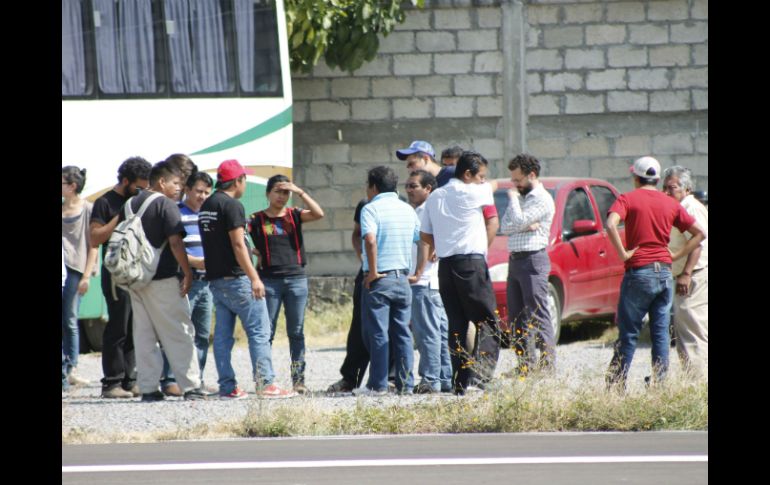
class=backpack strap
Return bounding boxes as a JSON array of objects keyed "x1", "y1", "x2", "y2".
[{"x1": 125, "y1": 192, "x2": 164, "y2": 220}]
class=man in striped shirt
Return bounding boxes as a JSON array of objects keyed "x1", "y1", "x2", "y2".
[
  {"x1": 355, "y1": 166, "x2": 421, "y2": 396},
  {"x1": 500, "y1": 154, "x2": 556, "y2": 375},
  {"x1": 178, "y1": 171, "x2": 215, "y2": 390}
]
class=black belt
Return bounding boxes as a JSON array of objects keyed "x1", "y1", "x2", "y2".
[
  {"x1": 440, "y1": 254, "x2": 486, "y2": 262},
  {"x1": 366, "y1": 269, "x2": 409, "y2": 277},
  {"x1": 509, "y1": 248, "x2": 545, "y2": 260},
  {"x1": 192, "y1": 273, "x2": 207, "y2": 281}
]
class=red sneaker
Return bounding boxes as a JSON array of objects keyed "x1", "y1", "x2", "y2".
[
  {"x1": 220, "y1": 387, "x2": 248, "y2": 400},
  {"x1": 257, "y1": 383, "x2": 297, "y2": 399}
]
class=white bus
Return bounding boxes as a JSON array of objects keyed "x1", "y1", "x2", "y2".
[{"x1": 62, "y1": 0, "x2": 293, "y2": 347}]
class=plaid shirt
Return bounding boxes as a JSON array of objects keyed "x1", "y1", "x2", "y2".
[{"x1": 500, "y1": 183, "x2": 554, "y2": 252}]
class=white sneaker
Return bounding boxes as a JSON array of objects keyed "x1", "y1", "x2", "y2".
[
  {"x1": 67, "y1": 370, "x2": 90, "y2": 386},
  {"x1": 352, "y1": 386, "x2": 387, "y2": 397}
]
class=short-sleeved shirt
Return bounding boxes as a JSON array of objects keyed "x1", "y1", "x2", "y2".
[
  {"x1": 609, "y1": 188, "x2": 696, "y2": 270},
  {"x1": 249, "y1": 207, "x2": 306, "y2": 278},
  {"x1": 411, "y1": 202, "x2": 439, "y2": 288},
  {"x1": 198, "y1": 191, "x2": 249, "y2": 280},
  {"x1": 668, "y1": 194, "x2": 708, "y2": 276},
  {"x1": 118, "y1": 190, "x2": 186, "y2": 280},
  {"x1": 420, "y1": 178, "x2": 494, "y2": 258},
  {"x1": 436, "y1": 165, "x2": 456, "y2": 188},
  {"x1": 91, "y1": 189, "x2": 129, "y2": 260},
  {"x1": 179, "y1": 202, "x2": 206, "y2": 279},
  {"x1": 360, "y1": 192, "x2": 420, "y2": 273}
]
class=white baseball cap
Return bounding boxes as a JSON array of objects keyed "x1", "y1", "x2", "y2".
[{"x1": 630, "y1": 156, "x2": 661, "y2": 180}]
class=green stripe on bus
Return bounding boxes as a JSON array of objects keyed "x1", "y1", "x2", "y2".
[{"x1": 191, "y1": 106, "x2": 293, "y2": 156}]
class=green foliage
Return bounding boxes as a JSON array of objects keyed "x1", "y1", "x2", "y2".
[{"x1": 286, "y1": 0, "x2": 425, "y2": 74}]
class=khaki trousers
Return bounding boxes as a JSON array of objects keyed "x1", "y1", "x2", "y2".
[
  {"x1": 673, "y1": 267, "x2": 708, "y2": 379},
  {"x1": 130, "y1": 278, "x2": 201, "y2": 394}
]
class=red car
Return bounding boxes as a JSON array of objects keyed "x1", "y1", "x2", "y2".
[{"x1": 487, "y1": 177, "x2": 627, "y2": 343}]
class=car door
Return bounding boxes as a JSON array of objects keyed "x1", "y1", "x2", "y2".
[
  {"x1": 554, "y1": 186, "x2": 606, "y2": 314},
  {"x1": 589, "y1": 184, "x2": 626, "y2": 312}
]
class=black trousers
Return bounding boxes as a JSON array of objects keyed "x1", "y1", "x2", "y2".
[
  {"x1": 339, "y1": 268, "x2": 369, "y2": 387},
  {"x1": 100, "y1": 268, "x2": 136, "y2": 391},
  {"x1": 438, "y1": 256, "x2": 501, "y2": 392}
]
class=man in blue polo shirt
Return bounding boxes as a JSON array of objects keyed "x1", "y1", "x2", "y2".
[{"x1": 354, "y1": 166, "x2": 420, "y2": 396}]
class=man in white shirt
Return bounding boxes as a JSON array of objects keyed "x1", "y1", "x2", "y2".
[
  {"x1": 500, "y1": 154, "x2": 556, "y2": 375},
  {"x1": 663, "y1": 166, "x2": 708, "y2": 379},
  {"x1": 420, "y1": 151, "x2": 501, "y2": 395},
  {"x1": 406, "y1": 170, "x2": 452, "y2": 394}
]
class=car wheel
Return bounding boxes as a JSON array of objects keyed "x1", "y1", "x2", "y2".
[{"x1": 547, "y1": 283, "x2": 562, "y2": 344}]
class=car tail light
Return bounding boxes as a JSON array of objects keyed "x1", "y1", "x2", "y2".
[{"x1": 488, "y1": 262, "x2": 509, "y2": 282}]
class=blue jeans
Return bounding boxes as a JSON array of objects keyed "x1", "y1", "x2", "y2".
[
  {"x1": 209, "y1": 276, "x2": 275, "y2": 394},
  {"x1": 361, "y1": 272, "x2": 414, "y2": 392},
  {"x1": 160, "y1": 279, "x2": 213, "y2": 384},
  {"x1": 411, "y1": 285, "x2": 452, "y2": 391},
  {"x1": 608, "y1": 263, "x2": 674, "y2": 385},
  {"x1": 61, "y1": 268, "x2": 82, "y2": 375},
  {"x1": 264, "y1": 276, "x2": 308, "y2": 384}
]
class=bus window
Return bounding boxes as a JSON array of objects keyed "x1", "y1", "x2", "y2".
[
  {"x1": 164, "y1": 0, "x2": 234, "y2": 93},
  {"x1": 93, "y1": 0, "x2": 159, "y2": 94},
  {"x1": 62, "y1": 0, "x2": 87, "y2": 96},
  {"x1": 234, "y1": 0, "x2": 282, "y2": 95}
]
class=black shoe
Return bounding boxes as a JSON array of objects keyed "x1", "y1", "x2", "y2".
[
  {"x1": 141, "y1": 391, "x2": 165, "y2": 402},
  {"x1": 184, "y1": 388, "x2": 209, "y2": 401},
  {"x1": 413, "y1": 382, "x2": 438, "y2": 394}
]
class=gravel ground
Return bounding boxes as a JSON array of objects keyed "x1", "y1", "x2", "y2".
[{"x1": 62, "y1": 339, "x2": 681, "y2": 438}]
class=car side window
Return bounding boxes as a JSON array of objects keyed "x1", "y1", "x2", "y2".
[
  {"x1": 590, "y1": 185, "x2": 617, "y2": 228},
  {"x1": 563, "y1": 188, "x2": 595, "y2": 237}
]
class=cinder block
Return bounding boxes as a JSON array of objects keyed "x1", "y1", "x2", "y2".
[
  {"x1": 414, "y1": 76, "x2": 452, "y2": 97},
  {"x1": 296, "y1": 166, "x2": 330, "y2": 188},
  {"x1": 311, "y1": 60, "x2": 349, "y2": 78},
  {"x1": 293, "y1": 102, "x2": 308, "y2": 123},
  {"x1": 590, "y1": 158, "x2": 634, "y2": 179},
  {"x1": 477, "y1": 96, "x2": 503, "y2": 117},
  {"x1": 692, "y1": 89, "x2": 708, "y2": 110},
  {"x1": 332, "y1": 208, "x2": 357, "y2": 230},
  {"x1": 527, "y1": 26, "x2": 541, "y2": 48},
  {"x1": 472, "y1": 138, "x2": 504, "y2": 160},
  {"x1": 547, "y1": 159, "x2": 591, "y2": 177},
  {"x1": 691, "y1": 0, "x2": 708, "y2": 20},
  {"x1": 398, "y1": 10, "x2": 431, "y2": 31},
  {"x1": 379, "y1": 32, "x2": 415, "y2": 54},
  {"x1": 649, "y1": 45, "x2": 690, "y2": 67},
  {"x1": 608, "y1": 45, "x2": 648, "y2": 67},
  {"x1": 417, "y1": 32, "x2": 457, "y2": 52},
  {"x1": 528, "y1": 73, "x2": 543, "y2": 94},
  {"x1": 393, "y1": 54, "x2": 433, "y2": 76},
  {"x1": 474, "y1": 52, "x2": 503, "y2": 73},
  {"x1": 455, "y1": 75, "x2": 495, "y2": 96},
  {"x1": 331, "y1": 166, "x2": 368, "y2": 187},
  {"x1": 352, "y1": 56, "x2": 391, "y2": 77},
  {"x1": 528, "y1": 138, "x2": 568, "y2": 159},
  {"x1": 527, "y1": 5, "x2": 560, "y2": 25},
  {"x1": 586, "y1": 25, "x2": 627, "y2": 45},
  {"x1": 309, "y1": 188, "x2": 349, "y2": 209},
  {"x1": 694, "y1": 134, "x2": 708, "y2": 154},
  {"x1": 563, "y1": 3, "x2": 603, "y2": 24},
  {"x1": 331, "y1": 78, "x2": 370, "y2": 98},
  {"x1": 393, "y1": 98, "x2": 433, "y2": 119},
  {"x1": 607, "y1": 91, "x2": 649, "y2": 112},
  {"x1": 478, "y1": 7, "x2": 503, "y2": 28},
  {"x1": 670, "y1": 22, "x2": 708, "y2": 44},
  {"x1": 628, "y1": 68, "x2": 669, "y2": 90},
  {"x1": 564, "y1": 49, "x2": 604, "y2": 69},
  {"x1": 565, "y1": 93, "x2": 605, "y2": 114},
  {"x1": 607, "y1": 2, "x2": 645, "y2": 22},
  {"x1": 570, "y1": 137, "x2": 610, "y2": 157},
  {"x1": 528, "y1": 94, "x2": 561, "y2": 115},
  {"x1": 351, "y1": 145, "x2": 392, "y2": 164},
  {"x1": 312, "y1": 144, "x2": 350, "y2": 165},
  {"x1": 372, "y1": 78, "x2": 412, "y2": 98},
  {"x1": 586, "y1": 69, "x2": 627, "y2": 91},
  {"x1": 613, "y1": 135, "x2": 652, "y2": 157},
  {"x1": 647, "y1": 0, "x2": 689, "y2": 21},
  {"x1": 435, "y1": 97, "x2": 475, "y2": 118},
  {"x1": 527, "y1": 49, "x2": 564, "y2": 71},
  {"x1": 310, "y1": 101, "x2": 350, "y2": 121},
  {"x1": 292, "y1": 79, "x2": 329, "y2": 100},
  {"x1": 303, "y1": 230, "x2": 342, "y2": 252},
  {"x1": 629, "y1": 24, "x2": 669, "y2": 45},
  {"x1": 351, "y1": 99, "x2": 391, "y2": 121},
  {"x1": 650, "y1": 91, "x2": 691, "y2": 112},
  {"x1": 458, "y1": 30, "x2": 499, "y2": 51},
  {"x1": 435, "y1": 53, "x2": 473, "y2": 74},
  {"x1": 653, "y1": 134, "x2": 694, "y2": 155},
  {"x1": 544, "y1": 72, "x2": 582, "y2": 92},
  {"x1": 693, "y1": 44, "x2": 708, "y2": 66},
  {"x1": 672, "y1": 67, "x2": 708, "y2": 89},
  {"x1": 435, "y1": 9, "x2": 472, "y2": 29},
  {"x1": 673, "y1": 155, "x2": 708, "y2": 176},
  {"x1": 543, "y1": 26, "x2": 584, "y2": 48}
]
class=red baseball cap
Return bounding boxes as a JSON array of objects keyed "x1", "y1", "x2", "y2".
[{"x1": 217, "y1": 159, "x2": 255, "y2": 183}]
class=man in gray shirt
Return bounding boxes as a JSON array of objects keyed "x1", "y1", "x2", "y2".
[{"x1": 500, "y1": 154, "x2": 556, "y2": 376}]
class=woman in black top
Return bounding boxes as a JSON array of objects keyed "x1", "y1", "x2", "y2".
[{"x1": 249, "y1": 175, "x2": 324, "y2": 393}]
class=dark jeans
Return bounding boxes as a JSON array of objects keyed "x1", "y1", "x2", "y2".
[
  {"x1": 438, "y1": 256, "x2": 501, "y2": 393},
  {"x1": 506, "y1": 250, "x2": 555, "y2": 370},
  {"x1": 100, "y1": 268, "x2": 136, "y2": 391},
  {"x1": 339, "y1": 268, "x2": 369, "y2": 387}
]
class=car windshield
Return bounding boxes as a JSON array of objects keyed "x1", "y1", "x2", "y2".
[{"x1": 494, "y1": 188, "x2": 556, "y2": 235}]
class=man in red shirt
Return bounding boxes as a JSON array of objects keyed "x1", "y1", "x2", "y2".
[{"x1": 605, "y1": 156, "x2": 706, "y2": 389}]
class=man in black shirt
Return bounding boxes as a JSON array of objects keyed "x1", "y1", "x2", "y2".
[{"x1": 90, "y1": 157, "x2": 151, "y2": 398}]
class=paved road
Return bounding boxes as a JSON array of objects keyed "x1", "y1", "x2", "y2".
[{"x1": 63, "y1": 431, "x2": 707, "y2": 484}]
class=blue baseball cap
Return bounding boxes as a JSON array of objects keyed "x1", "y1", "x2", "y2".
[{"x1": 396, "y1": 140, "x2": 435, "y2": 160}]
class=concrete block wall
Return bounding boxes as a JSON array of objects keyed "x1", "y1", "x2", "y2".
[{"x1": 291, "y1": 0, "x2": 708, "y2": 275}]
